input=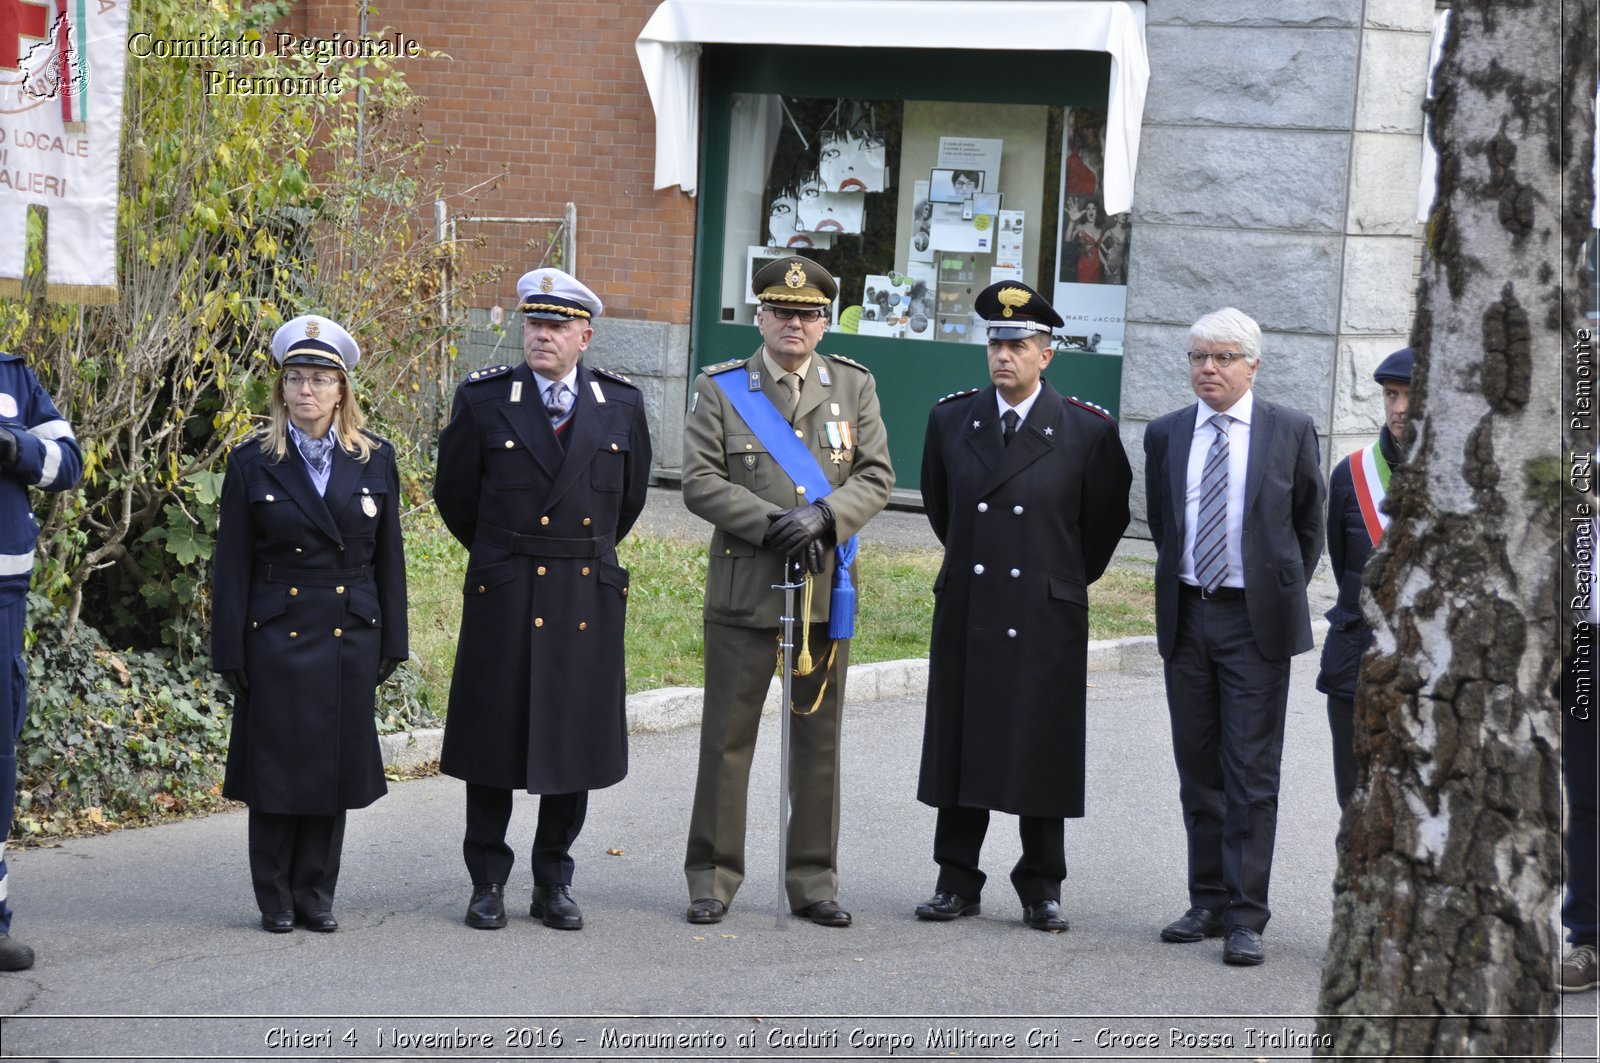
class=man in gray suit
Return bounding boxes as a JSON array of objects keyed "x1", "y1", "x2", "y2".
[{"x1": 1142, "y1": 307, "x2": 1325, "y2": 967}]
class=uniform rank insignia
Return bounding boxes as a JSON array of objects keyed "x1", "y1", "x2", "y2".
[
  {"x1": 816, "y1": 363, "x2": 831, "y2": 386},
  {"x1": 510, "y1": 381, "x2": 523, "y2": 404},
  {"x1": 743, "y1": 454, "x2": 758, "y2": 470},
  {"x1": 362, "y1": 496, "x2": 378, "y2": 517},
  {"x1": 590, "y1": 380, "x2": 607, "y2": 404}
]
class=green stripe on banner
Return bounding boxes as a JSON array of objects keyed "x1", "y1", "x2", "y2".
[
  {"x1": 1372, "y1": 435, "x2": 1392, "y2": 491},
  {"x1": 73, "y1": 0, "x2": 87, "y2": 122}
]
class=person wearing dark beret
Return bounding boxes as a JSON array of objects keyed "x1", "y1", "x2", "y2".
[
  {"x1": 1316, "y1": 346, "x2": 1411, "y2": 810},
  {"x1": 211, "y1": 314, "x2": 409, "y2": 934},
  {"x1": 915, "y1": 281, "x2": 1130, "y2": 934}
]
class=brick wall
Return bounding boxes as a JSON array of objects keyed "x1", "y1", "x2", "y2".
[{"x1": 291, "y1": 0, "x2": 696, "y2": 323}]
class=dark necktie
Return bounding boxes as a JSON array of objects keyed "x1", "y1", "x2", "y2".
[
  {"x1": 1194, "y1": 414, "x2": 1232, "y2": 592},
  {"x1": 1001, "y1": 409, "x2": 1019, "y2": 446}
]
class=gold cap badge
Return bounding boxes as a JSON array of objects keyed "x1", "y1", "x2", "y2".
[
  {"x1": 539, "y1": 274, "x2": 555, "y2": 294},
  {"x1": 785, "y1": 262, "x2": 806, "y2": 289},
  {"x1": 997, "y1": 287, "x2": 1030, "y2": 319},
  {"x1": 305, "y1": 321, "x2": 320, "y2": 338}
]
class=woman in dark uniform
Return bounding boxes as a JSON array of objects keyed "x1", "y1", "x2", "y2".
[{"x1": 211, "y1": 315, "x2": 408, "y2": 933}]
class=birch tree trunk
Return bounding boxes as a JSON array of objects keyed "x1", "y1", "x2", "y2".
[{"x1": 1316, "y1": 2, "x2": 1594, "y2": 1057}]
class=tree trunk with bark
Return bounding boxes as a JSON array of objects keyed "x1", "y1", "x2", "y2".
[{"x1": 1316, "y1": 2, "x2": 1593, "y2": 1058}]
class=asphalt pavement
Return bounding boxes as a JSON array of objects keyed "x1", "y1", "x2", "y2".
[{"x1": 0, "y1": 489, "x2": 1593, "y2": 1061}]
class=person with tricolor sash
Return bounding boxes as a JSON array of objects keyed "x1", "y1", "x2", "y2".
[{"x1": 1315, "y1": 346, "x2": 1411, "y2": 810}]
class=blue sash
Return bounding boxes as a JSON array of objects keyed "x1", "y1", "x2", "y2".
[{"x1": 712, "y1": 366, "x2": 858, "y2": 639}]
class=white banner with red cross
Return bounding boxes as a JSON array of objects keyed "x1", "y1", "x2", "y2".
[{"x1": 0, "y1": 0, "x2": 127, "y2": 303}]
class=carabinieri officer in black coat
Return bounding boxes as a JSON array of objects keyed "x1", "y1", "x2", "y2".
[
  {"x1": 212, "y1": 315, "x2": 409, "y2": 934},
  {"x1": 435, "y1": 267, "x2": 652, "y2": 932},
  {"x1": 916, "y1": 282, "x2": 1131, "y2": 933}
]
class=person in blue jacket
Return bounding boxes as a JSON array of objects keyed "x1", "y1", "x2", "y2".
[
  {"x1": 1315, "y1": 347, "x2": 1410, "y2": 809},
  {"x1": 0, "y1": 353, "x2": 82, "y2": 972}
]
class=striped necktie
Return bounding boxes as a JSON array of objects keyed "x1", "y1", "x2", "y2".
[
  {"x1": 546, "y1": 382, "x2": 573, "y2": 433},
  {"x1": 1193, "y1": 414, "x2": 1231, "y2": 593}
]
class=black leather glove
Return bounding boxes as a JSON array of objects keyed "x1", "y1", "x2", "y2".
[
  {"x1": 801, "y1": 538, "x2": 828, "y2": 574},
  {"x1": 377, "y1": 657, "x2": 403, "y2": 684},
  {"x1": 0, "y1": 428, "x2": 17, "y2": 470},
  {"x1": 222, "y1": 670, "x2": 249, "y2": 699},
  {"x1": 764, "y1": 501, "x2": 835, "y2": 558}
]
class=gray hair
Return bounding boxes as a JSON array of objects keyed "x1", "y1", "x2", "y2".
[{"x1": 1187, "y1": 307, "x2": 1261, "y2": 365}]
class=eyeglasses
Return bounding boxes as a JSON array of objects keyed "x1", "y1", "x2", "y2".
[
  {"x1": 283, "y1": 372, "x2": 342, "y2": 392},
  {"x1": 1186, "y1": 350, "x2": 1246, "y2": 368},
  {"x1": 765, "y1": 306, "x2": 826, "y2": 323}
]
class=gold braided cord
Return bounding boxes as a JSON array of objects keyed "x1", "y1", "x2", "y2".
[
  {"x1": 517, "y1": 301, "x2": 592, "y2": 319},
  {"x1": 796, "y1": 573, "x2": 815, "y2": 674},
  {"x1": 758, "y1": 291, "x2": 831, "y2": 305},
  {"x1": 790, "y1": 642, "x2": 837, "y2": 716}
]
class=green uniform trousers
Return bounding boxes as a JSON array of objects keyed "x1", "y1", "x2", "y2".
[{"x1": 685, "y1": 620, "x2": 850, "y2": 910}]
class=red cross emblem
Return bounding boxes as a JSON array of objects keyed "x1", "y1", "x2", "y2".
[{"x1": 0, "y1": 0, "x2": 49, "y2": 71}]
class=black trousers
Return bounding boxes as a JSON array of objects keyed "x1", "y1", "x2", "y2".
[
  {"x1": 247, "y1": 809, "x2": 346, "y2": 916},
  {"x1": 1163, "y1": 592, "x2": 1291, "y2": 934},
  {"x1": 932, "y1": 805, "x2": 1065, "y2": 907},
  {"x1": 463, "y1": 782, "x2": 587, "y2": 887},
  {"x1": 1326, "y1": 694, "x2": 1357, "y2": 810}
]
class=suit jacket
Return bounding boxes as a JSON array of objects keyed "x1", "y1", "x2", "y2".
[
  {"x1": 434, "y1": 360, "x2": 652, "y2": 793},
  {"x1": 211, "y1": 433, "x2": 408, "y2": 815},
  {"x1": 1143, "y1": 395, "x2": 1325, "y2": 661},
  {"x1": 918, "y1": 381, "x2": 1130, "y2": 817},
  {"x1": 681, "y1": 348, "x2": 894, "y2": 628}
]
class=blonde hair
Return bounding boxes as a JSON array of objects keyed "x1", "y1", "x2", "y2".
[{"x1": 259, "y1": 369, "x2": 376, "y2": 463}]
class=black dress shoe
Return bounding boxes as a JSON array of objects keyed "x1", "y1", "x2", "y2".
[
  {"x1": 1223, "y1": 926, "x2": 1265, "y2": 966},
  {"x1": 260, "y1": 910, "x2": 294, "y2": 934},
  {"x1": 465, "y1": 883, "x2": 506, "y2": 929},
  {"x1": 795, "y1": 900, "x2": 852, "y2": 927},
  {"x1": 1022, "y1": 899, "x2": 1069, "y2": 932},
  {"x1": 0, "y1": 932, "x2": 33, "y2": 970},
  {"x1": 530, "y1": 884, "x2": 584, "y2": 930},
  {"x1": 686, "y1": 898, "x2": 727, "y2": 925},
  {"x1": 297, "y1": 910, "x2": 338, "y2": 933},
  {"x1": 915, "y1": 890, "x2": 981, "y2": 921},
  {"x1": 1160, "y1": 906, "x2": 1225, "y2": 943}
]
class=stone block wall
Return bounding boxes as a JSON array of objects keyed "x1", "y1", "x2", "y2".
[{"x1": 1123, "y1": 0, "x2": 1435, "y2": 532}]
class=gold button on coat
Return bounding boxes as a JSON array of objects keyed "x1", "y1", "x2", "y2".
[
  {"x1": 582, "y1": 517, "x2": 592, "y2": 526},
  {"x1": 581, "y1": 567, "x2": 591, "y2": 576},
  {"x1": 540, "y1": 516, "x2": 550, "y2": 526},
  {"x1": 534, "y1": 617, "x2": 544, "y2": 628},
  {"x1": 537, "y1": 566, "x2": 547, "y2": 576},
  {"x1": 335, "y1": 585, "x2": 345, "y2": 594},
  {"x1": 578, "y1": 622, "x2": 588, "y2": 631},
  {"x1": 333, "y1": 628, "x2": 343, "y2": 637},
  {"x1": 289, "y1": 631, "x2": 298, "y2": 638},
  {"x1": 289, "y1": 587, "x2": 299, "y2": 596}
]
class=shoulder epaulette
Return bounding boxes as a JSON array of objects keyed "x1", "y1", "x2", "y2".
[
  {"x1": 1067, "y1": 395, "x2": 1114, "y2": 421},
  {"x1": 936, "y1": 388, "x2": 981, "y2": 405},
  {"x1": 464, "y1": 364, "x2": 512, "y2": 384},
  {"x1": 360, "y1": 428, "x2": 394, "y2": 447},
  {"x1": 825, "y1": 353, "x2": 871, "y2": 373},
  {"x1": 702, "y1": 358, "x2": 746, "y2": 376},
  {"x1": 591, "y1": 366, "x2": 637, "y2": 388}
]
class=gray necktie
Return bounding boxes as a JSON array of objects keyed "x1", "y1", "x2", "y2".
[
  {"x1": 782, "y1": 372, "x2": 801, "y2": 417},
  {"x1": 546, "y1": 382, "x2": 572, "y2": 428},
  {"x1": 1193, "y1": 414, "x2": 1231, "y2": 592}
]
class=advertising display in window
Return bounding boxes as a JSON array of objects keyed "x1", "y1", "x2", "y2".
[
  {"x1": 1051, "y1": 106, "x2": 1132, "y2": 354},
  {"x1": 719, "y1": 95, "x2": 1130, "y2": 355}
]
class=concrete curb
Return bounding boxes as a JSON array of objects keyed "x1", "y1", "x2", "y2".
[{"x1": 380, "y1": 621, "x2": 1330, "y2": 771}]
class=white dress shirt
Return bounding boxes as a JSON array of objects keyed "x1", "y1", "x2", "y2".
[
  {"x1": 996, "y1": 382, "x2": 1042, "y2": 429},
  {"x1": 1180, "y1": 389, "x2": 1254, "y2": 588}
]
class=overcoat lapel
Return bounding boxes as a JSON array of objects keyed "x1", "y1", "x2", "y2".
[
  {"x1": 263, "y1": 446, "x2": 342, "y2": 546},
  {"x1": 543, "y1": 364, "x2": 617, "y2": 514},
  {"x1": 984, "y1": 383, "x2": 1062, "y2": 491},
  {"x1": 1167, "y1": 403, "x2": 1199, "y2": 542},
  {"x1": 962, "y1": 387, "x2": 1003, "y2": 473},
  {"x1": 506, "y1": 363, "x2": 561, "y2": 480},
  {"x1": 793, "y1": 359, "x2": 829, "y2": 425},
  {"x1": 322, "y1": 445, "x2": 363, "y2": 526}
]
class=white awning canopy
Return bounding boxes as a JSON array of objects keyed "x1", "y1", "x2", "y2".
[{"x1": 635, "y1": 0, "x2": 1150, "y2": 214}]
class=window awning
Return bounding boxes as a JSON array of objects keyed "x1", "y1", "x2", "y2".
[{"x1": 635, "y1": 0, "x2": 1150, "y2": 214}]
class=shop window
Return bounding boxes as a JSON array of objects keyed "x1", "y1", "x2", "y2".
[{"x1": 716, "y1": 94, "x2": 1131, "y2": 357}]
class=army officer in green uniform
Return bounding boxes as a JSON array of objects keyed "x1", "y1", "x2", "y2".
[{"x1": 681, "y1": 256, "x2": 894, "y2": 927}]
